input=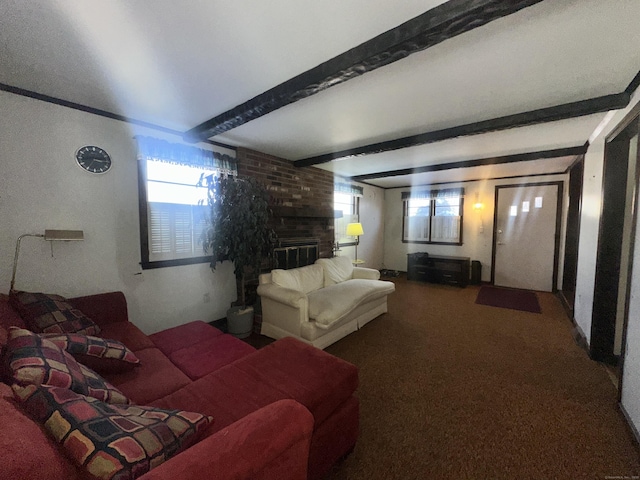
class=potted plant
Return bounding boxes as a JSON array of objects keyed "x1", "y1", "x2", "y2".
[{"x1": 200, "y1": 174, "x2": 277, "y2": 338}]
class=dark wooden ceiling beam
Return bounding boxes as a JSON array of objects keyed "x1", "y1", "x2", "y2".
[
  {"x1": 295, "y1": 94, "x2": 628, "y2": 167},
  {"x1": 184, "y1": 0, "x2": 544, "y2": 142},
  {"x1": 350, "y1": 145, "x2": 588, "y2": 181}
]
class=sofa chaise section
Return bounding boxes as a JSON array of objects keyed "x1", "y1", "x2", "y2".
[{"x1": 0, "y1": 290, "x2": 359, "y2": 480}]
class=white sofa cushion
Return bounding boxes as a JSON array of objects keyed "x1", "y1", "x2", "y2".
[
  {"x1": 271, "y1": 264, "x2": 324, "y2": 294},
  {"x1": 307, "y1": 279, "x2": 395, "y2": 328},
  {"x1": 315, "y1": 257, "x2": 354, "y2": 286}
]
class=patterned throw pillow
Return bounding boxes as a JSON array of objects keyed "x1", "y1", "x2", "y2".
[
  {"x1": 6, "y1": 328, "x2": 129, "y2": 404},
  {"x1": 43, "y1": 333, "x2": 141, "y2": 374},
  {"x1": 10, "y1": 291, "x2": 101, "y2": 336},
  {"x1": 13, "y1": 384, "x2": 213, "y2": 480}
]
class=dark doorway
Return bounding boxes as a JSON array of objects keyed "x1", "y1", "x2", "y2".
[{"x1": 591, "y1": 117, "x2": 639, "y2": 365}]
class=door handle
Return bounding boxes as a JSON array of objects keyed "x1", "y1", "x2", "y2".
[{"x1": 497, "y1": 242, "x2": 505, "y2": 245}]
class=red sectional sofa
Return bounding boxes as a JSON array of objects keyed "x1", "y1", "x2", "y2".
[{"x1": 0, "y1": 291, "x2": 359, "y2": 480}]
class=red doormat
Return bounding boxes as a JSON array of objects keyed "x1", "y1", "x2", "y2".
[{"x1": 475, "y1": 286, "x2": 541, "y2": 313}]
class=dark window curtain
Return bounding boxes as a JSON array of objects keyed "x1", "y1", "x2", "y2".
[
  {"x1": 334, "y1": 182, "x2": 364, "y2": 197},
  {"x1": 401, "y1": 187, "x2": 464, "y2": 200}
]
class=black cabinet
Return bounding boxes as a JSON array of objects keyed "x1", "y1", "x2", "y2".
[{"x1": 407, "y1": 253, "x2": 470, "y2": 288}]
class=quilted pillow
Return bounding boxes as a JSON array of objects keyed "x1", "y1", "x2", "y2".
[
  {"x1": 43, "y1": 333, "x2": 140, "y2": 374},
  {"x1": 12, "y1": 384, "x2": 213, "y2": 480},
  {"x1": 5, "y1": 328, "x2": 129, "y2": 404},
  {"x1": 10, "y1": 291, "x2": 100, "y2": 336}
]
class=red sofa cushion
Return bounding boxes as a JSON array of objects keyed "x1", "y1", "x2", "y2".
[
  {"x1": 149, "y1": 321, "x2": 223, "y2": 356},
  {"x1": 150, "y1": 363, "x2": 287, "y2": 431},
  {"x1": 140, "y1": 399, "x2": 313, "y2": 480},
  {"x1": 100, "y1": 322, "x2": 156, "y2": 352},
  {"x1": 234, "y1": 337, "x2": 359, "y2": 425},
  {"x1": 153, "y1": 337, "x2": 358, "y2": 430},
  {"x1": 0, "y1": 293, "x2": 26, "y2": 329},
  {"x1": 167, "y1": 333, "x2": 256, "y2": 380},
  {"x1": 0, "y1": 383, "x2": 81, "y2": 480},
  {"x1": 68, "y1": 291, "x2": 130, "y2": 328},
  {"x1": 105, "y1": 348, "x2": 192, "y2": 405}
]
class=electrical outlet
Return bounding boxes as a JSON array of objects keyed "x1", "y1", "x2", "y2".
[{"x1": 203, "y1": 293, "x2": 211, "y2": 303}]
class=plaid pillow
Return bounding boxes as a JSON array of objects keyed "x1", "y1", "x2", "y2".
[
  {"x1": 10, "y1": 291, "x2": 100, "y2": 336},
  {"x1": 43, "y1": 333, "x2": 140, "y2": 374},
  {"x1": 13, "y1": 384, "x2": 213, "y2": 480},
  {"x1": 5, "y1": 328, "x2": 129, "y2": 404}
]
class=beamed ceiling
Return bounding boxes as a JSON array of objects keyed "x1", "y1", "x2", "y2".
[{"x1": 1, "y1": 0, "x2": 639, "y2": 188}]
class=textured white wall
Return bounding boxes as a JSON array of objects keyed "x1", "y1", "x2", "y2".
[
  {"x1": 622, "y1": 195, "x2": 640, "y2": 439},
  {"x1": 0, "y1": 91, "x2": 236, "y2": 334},
  {"x1": 572, "y1": 90, "x2": 640, "y2": 440},
  {"x1": 337, "y1": 181, "x2": 385, "y2": 269}
]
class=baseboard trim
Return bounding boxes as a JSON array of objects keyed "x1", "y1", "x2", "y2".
[
  {"x1": 556, "y1": 291, "x2": 574, "y2": 320},
  {"x1": 571, "y1": 323, "x2": 590, "y2": 355},
  {"x1": 620, "y1": 403, "x2": 640, "y2": 454}
]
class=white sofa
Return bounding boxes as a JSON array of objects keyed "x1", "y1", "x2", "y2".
[{"x1": 257, "y1": 256, "x2": 395, "y2": 349}]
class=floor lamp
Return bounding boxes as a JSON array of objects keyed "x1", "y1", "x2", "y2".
[
  {"x1": 346, "y1": 222, "x2": 364, "y2": 262},
  {"x1": 10, "y1": 230, "x2": 84, "y2": 292}
]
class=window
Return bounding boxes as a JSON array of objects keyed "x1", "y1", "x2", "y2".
[
  {"x1": 136, "y1": 136, "x2": 237, "y2": 268},
  {"x1": 402, "y1": 188, "x2": 464, "y2": 244},
  {"x1": 334, "y1": 183, "x2": 363, "y2": 247}
]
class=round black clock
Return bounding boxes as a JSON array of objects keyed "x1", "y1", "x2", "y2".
[{"x1": 75, "y1": 146, "x2": 112, "y2": 174}]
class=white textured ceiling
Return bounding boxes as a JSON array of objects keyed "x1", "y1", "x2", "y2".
[{"x1": 1, "y1": 0, "x2": 639, "y2": 188}]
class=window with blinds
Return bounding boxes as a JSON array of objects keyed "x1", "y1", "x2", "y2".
[
  {"x1": 148, "y1": 203, "x2": 208, "y2": 261},
  {"x1": 136, "y1": 136, "x2": 237, "y2": 269},
  {"x1": 402, "y1": 188, "x2": 464, "y2": 245}
]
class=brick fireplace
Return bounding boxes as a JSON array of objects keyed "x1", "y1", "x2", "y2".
[{"x1": 236, "y1": 147, "x2": 336, "y2": 259}]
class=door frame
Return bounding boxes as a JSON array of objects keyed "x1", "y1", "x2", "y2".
[
  {"x1": 491, "y1": 181, "x2": 564, "y2": 291},
  {"x1": 617, "y1": 109, "x2": 640, "y2": 400},
  {"x1": 591, "y1": 105, "x2": 640, "y2": 366},
  {"x1": 559, "y1": 156, "x2": 585, "y2": 314}
]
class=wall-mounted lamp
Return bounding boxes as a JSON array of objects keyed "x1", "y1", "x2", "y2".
[
  {"x1": 346, "y1": 222, "x2": 364, "y2": 261},
  {"x1": 473, "y1": 193, "x2": 484, "y2": 211},
  {"x1": 10, "y1": 230, "x2": 84, "y2": 292},
  {"x1": 472, "y1": 193, "x2": 484, "y2": 233}
]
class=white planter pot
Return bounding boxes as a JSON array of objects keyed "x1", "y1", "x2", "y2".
[{"x1": 227, "y1": 306, "x2": 254, "y2": 339}]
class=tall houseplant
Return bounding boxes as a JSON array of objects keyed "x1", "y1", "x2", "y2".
[{"x1": 200, "y1": 175, "x2": 277, "y2": 336}]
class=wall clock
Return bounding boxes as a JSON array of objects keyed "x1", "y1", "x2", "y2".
[{"x1": 75, "y1": 146, "x2": 112, "y2": 174}]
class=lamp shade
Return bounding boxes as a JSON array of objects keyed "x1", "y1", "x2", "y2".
[
  {"x1": 346, "y1": 223, "x2": 364, "y2": 236},
  {"x1": 44, "y1": 230, "x2": 84, "y2": 241}
]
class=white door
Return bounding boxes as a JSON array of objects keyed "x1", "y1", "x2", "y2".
[{"x1": 494, "y1": 184, "x2": 559, "y2": 291}]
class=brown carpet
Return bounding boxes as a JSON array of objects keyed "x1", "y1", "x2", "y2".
[
  {"x1": 317, "y1": 276, "x2": 640, "y2": 479},
  {"x1": 475, "y1": 285, "x2": 542, "y2": 313}
]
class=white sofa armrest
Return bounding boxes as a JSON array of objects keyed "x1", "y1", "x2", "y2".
[
  {"x1": 258, "y1": 283, "x2": 310, "y2": 337},
  {"x1": 352, "y1": 267, "x2": 381, "y2": 280},
  {"x1": 257, "y1": 283, "x2": 307, "y2": 308}
]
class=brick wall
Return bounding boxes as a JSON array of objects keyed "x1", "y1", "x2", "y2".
[{"x1": 236, "y1": 147, "x2": 336, "y2": 258}]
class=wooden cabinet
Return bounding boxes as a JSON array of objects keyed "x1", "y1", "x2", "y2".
[{"x1": 407, "y1": 253, "x2": 470, "y2": 288}]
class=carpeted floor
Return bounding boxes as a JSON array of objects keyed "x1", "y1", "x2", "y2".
[{"x1": 316, "y1": 276, "x2": 640, "y2": 479}]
